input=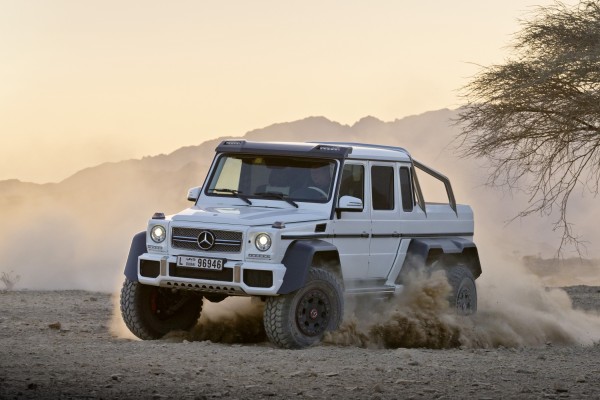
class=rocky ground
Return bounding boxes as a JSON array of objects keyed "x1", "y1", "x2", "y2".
[{"x1": 0, "y1": 286, "x2": 599, "y2": 400}]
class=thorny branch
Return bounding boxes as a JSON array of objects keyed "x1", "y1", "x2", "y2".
[{"x1": 456, "y1": 1, "x2": 600, "y2": 255}]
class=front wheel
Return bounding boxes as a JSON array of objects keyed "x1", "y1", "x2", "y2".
[
  {"x1": 446, "y1": 266, "x2": 477, "y2": 315},
  {"x1": 264, "y1": 268, "x2": 343, "y2": 349},
  {"x1": 120, "y1": 279, "x2": 203, "y2": 339}
]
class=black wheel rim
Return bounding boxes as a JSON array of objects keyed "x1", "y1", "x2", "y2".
[
  {"x1": 456, "y1": 285, "x2": 473, "y2": 313},
  {"x1": 149, "y1": 288, "x2": 189, "y2": 321},
  {"x1": 296, "y1": 289, "x2": 331, "y2": 337}
]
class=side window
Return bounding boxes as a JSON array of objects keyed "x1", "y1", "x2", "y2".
[
  {"x1": 339, "y1": 164, "x2": 364, "y2": 202},
  {"x1": 399, "y1": 166, "x2": 414, "y2": 212},
  {"x1": 371, "y1": 165, "x2": 394, "y2": 210}
]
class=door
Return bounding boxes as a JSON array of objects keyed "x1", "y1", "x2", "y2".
[
  {"x1": 368, "y1": 162, "x2": 402, "y2": 279},
  {"x1": 385, "y1": 163, "x2": 427, "y2": 285},
  {"x1": 332, "y1": 162, "x2": 371, "y2": 280}
]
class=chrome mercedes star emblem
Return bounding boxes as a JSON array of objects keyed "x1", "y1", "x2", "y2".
[{"x1": 197, "y1": 231, "x2": 216, "y2": 250}]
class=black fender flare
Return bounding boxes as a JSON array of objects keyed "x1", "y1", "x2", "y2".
[
  {"x1": 278, "y1": 239, "x2": 339, "y2": 294},
  {"x1": 399, "y1": 237, "x2": 482, "y2": 281},
  {"x1": 124, "y1": 231, "x2": 146, "y2": 282}
]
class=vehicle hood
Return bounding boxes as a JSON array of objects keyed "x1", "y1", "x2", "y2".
[{"x1": 170, "y1": 205, "x2": 328, "y2": 226}]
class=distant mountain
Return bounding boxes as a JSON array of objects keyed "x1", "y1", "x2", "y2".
[{"x1": 1, "y1": 109, "x2": 597, "y2": 291}]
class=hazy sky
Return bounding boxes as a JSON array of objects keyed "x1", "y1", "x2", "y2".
[{"x1": 1, "y1": 0, "x2": 578, "y2": 183}]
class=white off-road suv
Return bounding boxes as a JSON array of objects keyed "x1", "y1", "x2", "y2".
[{"x1": 121, "y1": 141, "x2": 481, "y2": 348}]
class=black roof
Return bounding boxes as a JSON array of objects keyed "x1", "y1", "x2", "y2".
[{"x1": 215, "y1": 140, "x2": 352, "y2": 159}]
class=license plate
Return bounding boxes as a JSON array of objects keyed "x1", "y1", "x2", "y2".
[{"x1": 176, "y1": 256, "x2": 224, "y2": 271}]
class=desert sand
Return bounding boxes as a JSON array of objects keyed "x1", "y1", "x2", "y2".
[{"x1": 1, "y1": 281, "x2": 599, "y2": 400}]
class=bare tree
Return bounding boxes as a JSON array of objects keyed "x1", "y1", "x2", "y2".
[
  {"x1": 457, "y1": 0, "x2": 600, "y2": 253},
  {"x1": 1, "y1": 271, "x2": 21, "y2": 291}
]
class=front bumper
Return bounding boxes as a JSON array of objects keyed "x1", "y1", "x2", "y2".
[{"x1": 137, "y1": 253, "x2": 286, "y2": 296}]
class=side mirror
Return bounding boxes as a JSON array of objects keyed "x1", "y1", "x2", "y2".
[
  {"x1": 337, "y1": 195, "x2": 363, "y2": 212},
  {"x1": 187, "y1": 186, "x2": 202, "y2": 202}
]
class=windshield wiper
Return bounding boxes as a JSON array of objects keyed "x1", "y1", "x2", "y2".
[
  {"x1": 254, "y1": 191, "x2": 299, "y2": 208},
  {"x1": 208, "y1": 188, "x2": 252, "y2": 205}
]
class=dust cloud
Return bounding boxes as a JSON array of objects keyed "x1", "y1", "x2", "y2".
[
  {"x1": 109, "y1": 254, "x2": 600, "y2": 349},
  {"x1": 325, "y1": 258, "x2": 600, "y2": 349},
  {"x1": 163, "y1": 297, "x2": 266, "y2": 344},
  {"x1": 109, "y1": 278, "x2": 138, "y2": 340},
  {"x1": 109, "y1": 293, "x2": 266, "y2": 344},
  {"x1": 327, "y1": 270, "x2": 462, "y2": 349}
]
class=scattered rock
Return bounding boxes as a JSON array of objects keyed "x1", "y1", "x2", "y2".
[
  {"x1": 372, "y1": 383, "x2": 383, "y2": 393},
  {"x1": 2, "y1": 289, "x2": 600, "y2": 399},
  {"x1": 395, "y1": 379, "x2": 421, "y2": 384},
  {"x1": 553, "y1": 383, "x2": 568, "y2": 393},
  {"x1": 516, "y1": 369, "x2": 535, "y2": 374}
]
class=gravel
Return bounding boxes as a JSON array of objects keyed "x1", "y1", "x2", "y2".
[{"x1": 0, "y1": 288, "x2": 599, "y2": 399}]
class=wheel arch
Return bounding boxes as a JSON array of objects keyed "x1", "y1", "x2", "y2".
[
  {"x1": 124, "y1": 231, "x2": 146, "y2": 282},
  {"x1": 399, "y1": 237, "x2": 482, "y2": 282},
  {"x1": 278, "y1": 239, "x2": 342, "y2": 294}
]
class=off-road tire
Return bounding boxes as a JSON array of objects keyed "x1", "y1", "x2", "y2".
[
  {"x1": 446, "y1": 266, "x2": 477, "y2": 315},
  {"x1": 264, "y1": 268, "x2": 343, "y2": 349},
  {"x1": 120, "y1": 279, "x2": 203, "y2": 339}
]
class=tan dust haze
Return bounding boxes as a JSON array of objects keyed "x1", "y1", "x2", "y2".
[
  {"x1": 109, "y1": 256, "x2": 600, "y2": 349},
  {"x1": 325, "y1": 258, "x2": 600, "y2": 349}
]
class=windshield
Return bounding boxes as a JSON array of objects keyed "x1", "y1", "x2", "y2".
[{"x1": 206, "y1": 154, "x2": 337, "y2": 204}]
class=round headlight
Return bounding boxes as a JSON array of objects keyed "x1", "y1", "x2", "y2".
[
  {"x1": 254, "y1": 233, "x2": 272, "y2": 252},
  {"x1": 151, "y1": 225, "x2": 166, "y2": 243}
]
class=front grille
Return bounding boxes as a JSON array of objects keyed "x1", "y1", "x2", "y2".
[{"x1": 171, "y1": 227, "x2": 243, "y2": 253}]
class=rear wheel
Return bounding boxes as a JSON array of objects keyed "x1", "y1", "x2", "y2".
[
  {"x1": 120, "y1": 279, "x2": 203, "y2": 339},
  {"x1": 264, "y1": 268, "x2": 343, "y2": 349},
  {"x1": 446, "y1": 266, "x2": 477, "y2": 315}
]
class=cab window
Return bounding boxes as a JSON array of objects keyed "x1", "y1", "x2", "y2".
[
  {"x1": 371, "y1": 166, "x2": 394, "y2": 210},
  {"x1": 399, "y1": 166, "x2": 414, "y2": 212}
]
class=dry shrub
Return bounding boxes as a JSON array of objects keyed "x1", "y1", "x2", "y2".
[{"x1": 1, "y1": 271, "x2": 21, "y2": 291}]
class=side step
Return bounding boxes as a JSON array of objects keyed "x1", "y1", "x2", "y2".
[{"x1": 344, "y1": 284, "x2": 404, "y2": 296}]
